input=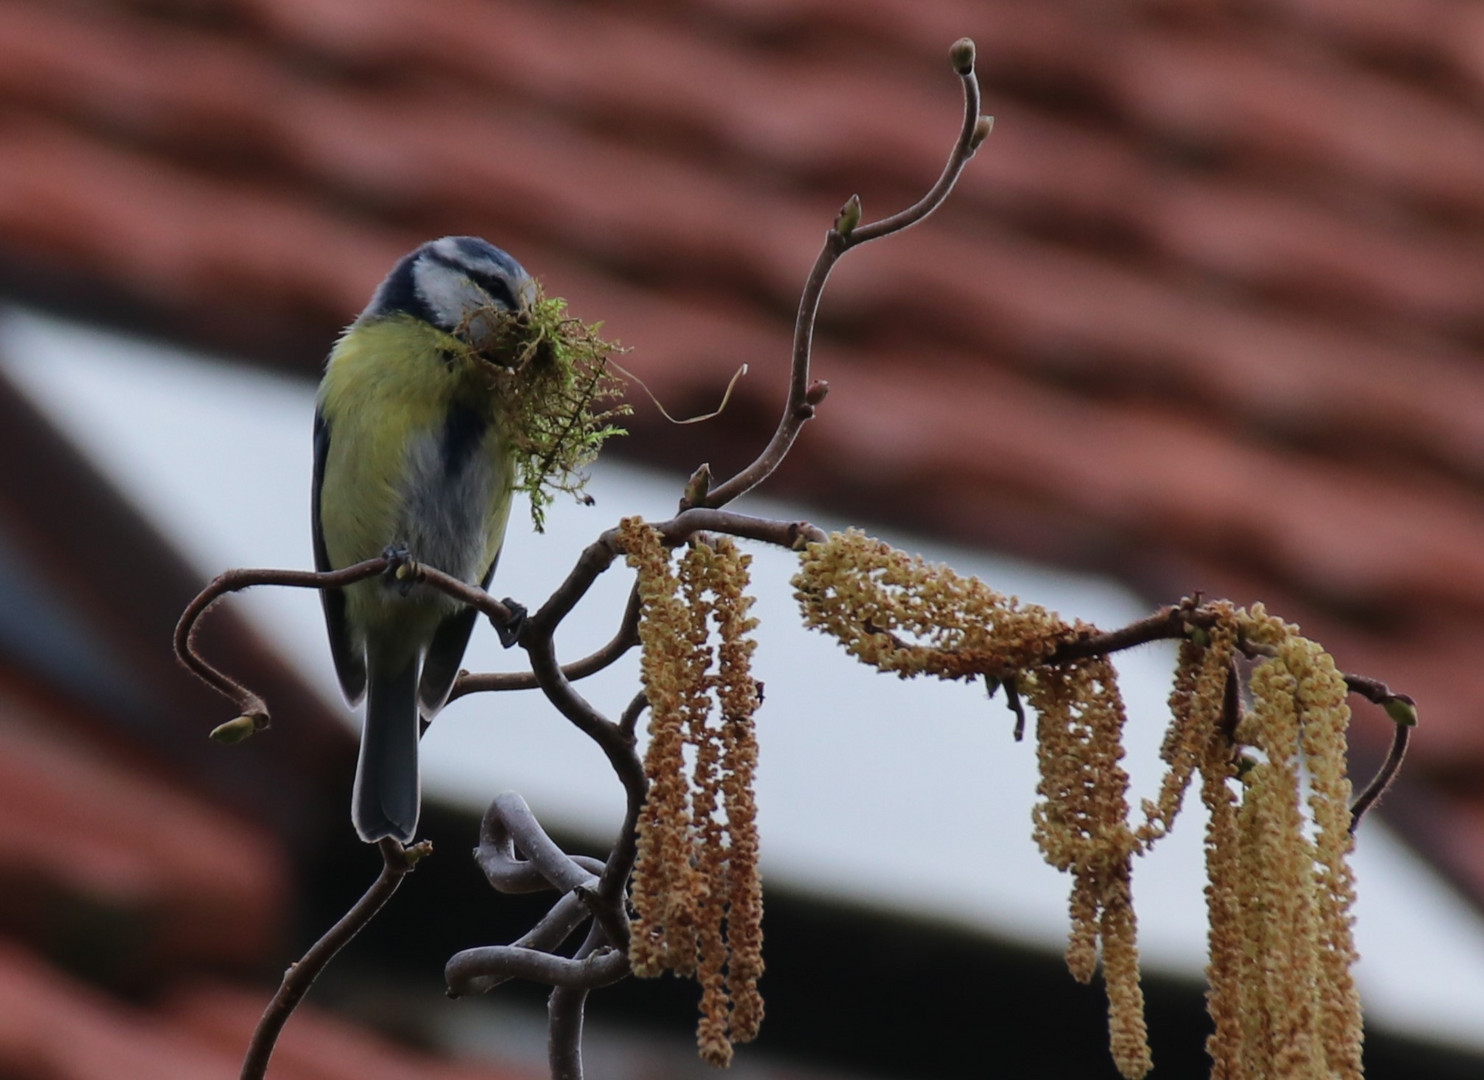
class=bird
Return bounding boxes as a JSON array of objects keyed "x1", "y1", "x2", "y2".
[{"x1": 312, "y1": 236, "x2": 535, "y2": 844}]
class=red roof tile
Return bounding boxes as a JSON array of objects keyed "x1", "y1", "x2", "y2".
[
  {"x1": 0, "y1": 940, "x2": 530, "y2": 1080},
  {"x1": 169, "y1": 983, "x2": 536, "y2": 1080},
  {"x1": 0, "y1": 679, "x2": 287, "y2": 973},
  {"x1": 2, "y1": 0, "x2": 1484, "y2": 904},
  {"x1": 0, "y1": 940, "x2": 245, "y2": 1080}
]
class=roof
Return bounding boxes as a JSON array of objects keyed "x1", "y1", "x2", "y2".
[
  {"x1": 0, "y1": 940, "x2": 533, "y2": 1080},
  {"x1": 4, "y1": 0, "x2": 1484, "y2": 1069}
]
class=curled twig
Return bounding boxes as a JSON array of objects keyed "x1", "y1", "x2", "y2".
[
  {"x1": 445, "y1": 943, "x2": 629, "y2": 995},
  {"x1": 174, "y1": 557, "x2": 393, "y2": 728},
  {"x1": 549, "y1": 926, "x2": 608, "y2": 1080},
  {"x1": 619, "y1": 691, "x2": 649, "y2": 737},
  {"x1": 1347, "y1": 707, "x2": 1413, "y2": 834},
  {"x1": 476, "y1": 794, "x2": 605, "y2": 894},
  {"x1": 175, "y1": 555, "x2": 516, "y2": 727}
]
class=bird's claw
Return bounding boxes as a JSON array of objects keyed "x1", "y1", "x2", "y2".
[
  {"x1": 495, "y1": 599, "x2": 527, "y2": 648},
  {"x1": 382, "y1": 546, "x2": 418, "y2": 595}
]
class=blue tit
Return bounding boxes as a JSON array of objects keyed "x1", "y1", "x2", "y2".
[{"x1": 312, "y1": 236, "x2": 535, "y2": 844}]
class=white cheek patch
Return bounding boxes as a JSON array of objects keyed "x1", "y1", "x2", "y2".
[{"x1": 412, "y1": 260, "x2": 488, "y2": 333}]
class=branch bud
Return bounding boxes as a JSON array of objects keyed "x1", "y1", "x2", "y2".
[
  {"x1": 209, "y1": 714, "x2": 260, "y2": 744},
  {"x1": 805, "y1": 379, "x2": 829, "y2": 405},
  {"x1": 970, "y1": 115, "x2": 994, "y2": 150},
  {"x1": 950, "y1": 38, "x2": 976, "y2": 75},
  {"x1": 1383, "y1": 694, "x2": 1418, "y2": 727},
  {"x1": 682, "y1": 463, "x2": 712, "y2": 507},
  {"x1": 402, "y1": 839, "x2": 435, "y2": 866},
  {"x1": 834, "y1": 194, "x2": 862, "y2": 238}
]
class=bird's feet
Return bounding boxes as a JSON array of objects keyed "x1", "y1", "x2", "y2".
[
  {"x1": 495, "y1": 598, "x2": 527, "y2": 648},
  {"x1": 382, "y1": 545, "x2": 418, "y2": 595}
]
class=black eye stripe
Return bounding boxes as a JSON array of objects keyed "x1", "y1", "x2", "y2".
[
  {"x1": 466, "y1": 271, "x2": 517, "y2": 310},
  {"x1": 423, "y1": 251, "x2": 519, "y2": 310}
]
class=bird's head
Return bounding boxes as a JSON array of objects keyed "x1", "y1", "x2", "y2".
[{"x1": 363, "y1": 236, "x2": 537, "y2": 345}]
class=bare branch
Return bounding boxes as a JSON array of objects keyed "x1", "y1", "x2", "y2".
[
  {"x1": 240, "y1": 839, "x2": 430, "y2": 1080},
  {"x1": 701, "y1": 40, "x2": 990, "y2": 509},
  {"x1": 1348, "y1": 707, "x2": 1413, "y2": 833},
  {"x1": 619, "y1": 691, "x2": 649, "y2": 737},
  {"x1": 549, "y1": 926, "x2": 608, "y2": 1080},
  {"x1": 449, "y1": 584, "x2": 642, "y2": 701},
  {"x1": 175, "y1": 554, "x2": 516, "y2": 724},
  {"x1": 410, "y1": 561, "x2": 519, "y2": 626},
  {"x1": 476, "y1": 794, "x2": 605, "y2": 894},
  {"x1": 514, "y1": 891, "x2": 594, "y2": 954},
  {"x1": 445, "y1": 942, "x2": 628, "y2": 995},
  {"x1": 174, "y1": 557, "x2": 393, "y2": 726}
]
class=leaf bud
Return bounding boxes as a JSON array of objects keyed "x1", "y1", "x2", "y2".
[
  {"x1": 835, "y1": 194, "x2": 862, "y2": 238},
  {"x1": 970, "y1": 115, "x2": 994, "y2": 150},
  {"x1": 210, "y1": 715, "x2": 259, "y2": 744},
  {"x1": 1383, "y1": 694, "x2": 1418, "y2": 727},
  {"x1": 950, "y1": 38, "x2": 976, "y2": 75}
]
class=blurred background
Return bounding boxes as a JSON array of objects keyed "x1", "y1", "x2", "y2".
[{"x1": 5, "y1": 0, "x2": 1484, "y2": 1077}]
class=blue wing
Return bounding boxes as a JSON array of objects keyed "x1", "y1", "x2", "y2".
[{"x1": 416, "y1": 552, "x2": 499, "y2": 716}]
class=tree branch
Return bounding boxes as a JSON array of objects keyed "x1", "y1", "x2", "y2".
[
  {"x1": 445, "y1": 942, "x2": 628, "y2": 995},
  {"x1": 240, "y1": 839, "x2": 429, "y2": 1080},
  {"x1": 1347, "y1": 701, "x2": 1415, "y2": 833},
  {"x1": 700, "y1": 38, "x2": 990, "y2": 510},
  {"x1": 448, "y1": 584, "x2": 642, "y2": 700},
  {"x1": 174, "y1": 557, "x2": 394, "y2": 727},
  {"x1": 549, "y1": 926, "x2": 608, "y2": 1080},
  {"x1": 475, "y1": 794, "x2": 605, "y2": 894}
]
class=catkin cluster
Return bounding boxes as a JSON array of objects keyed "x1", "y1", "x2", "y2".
[
  {"x1": 621, "y1": 518, "x2": 765, "y2": 1067},
  {"x1": 793, "y1": 528, "x2": 1077, "y2": 680},
  {"x1": 1026, "y1": 658, "x2": 1151, "y2": 1079},
  {"x1": 1200, "y1": 605, "x2": 1363, "y2": 1080},
  {"x1": 793, "y1": 533, "x2": 1364, "y2": 1080}
]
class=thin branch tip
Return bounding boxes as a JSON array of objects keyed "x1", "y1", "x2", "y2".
[
  {"x1": 208, "y1": 714, "x2": 265, "y2": 744},
  {"x1": 950, "y1": 37, "x2": 976, "y2": 75},
  {"x1": 835, "y1": 194, "x2": 863, "y2": 237},
  {"x1": 682, "y1": 463, "x2": 713, "y2": 508},
  {"x1": 1383, "y1": 693, "x2": 1418, "y2": 727}
]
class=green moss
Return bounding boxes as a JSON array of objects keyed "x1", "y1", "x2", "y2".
[{"x1": 465, "y1": 290, "x2": 630, "y2": 531}]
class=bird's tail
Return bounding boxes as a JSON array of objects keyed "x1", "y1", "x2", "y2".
[{"x1": 353, "y1": 658, "x2": 422, "y2": 843}]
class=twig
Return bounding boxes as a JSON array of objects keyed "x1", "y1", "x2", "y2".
[
  {"x1": 527, "y1": 510, "x2": 825, "y2": 643},
  {"x1": 475, "y1": 794, "x2": 605, "y2": 893},
  {"x1": 174, "y1": 557, "x2": 394, "y2": 726},
  {"x1": 175, "y1": 555, "x2": 516, "y2": 724},
  {"x1": 448, "y1": 584, "x2": 641, "y2": 701},
  {"x1": 445, "y1": 943, "x2": 628, "y2": 995},
  {"x1": 549, "y1": 925, "x2": 607, "y2": 1080},
  {"x1": 700, "y1": 38, "x2": 990, "y2": 510},
  {"x1": 1348, "y1": 703, "x2": 1414, "y2": 833},
  {"x1": 239, "y1": 839, "x2": 430, "y2": 1080},
  {"x1": 618, "y1": 691, "x2": 649, "y2": 737}
]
